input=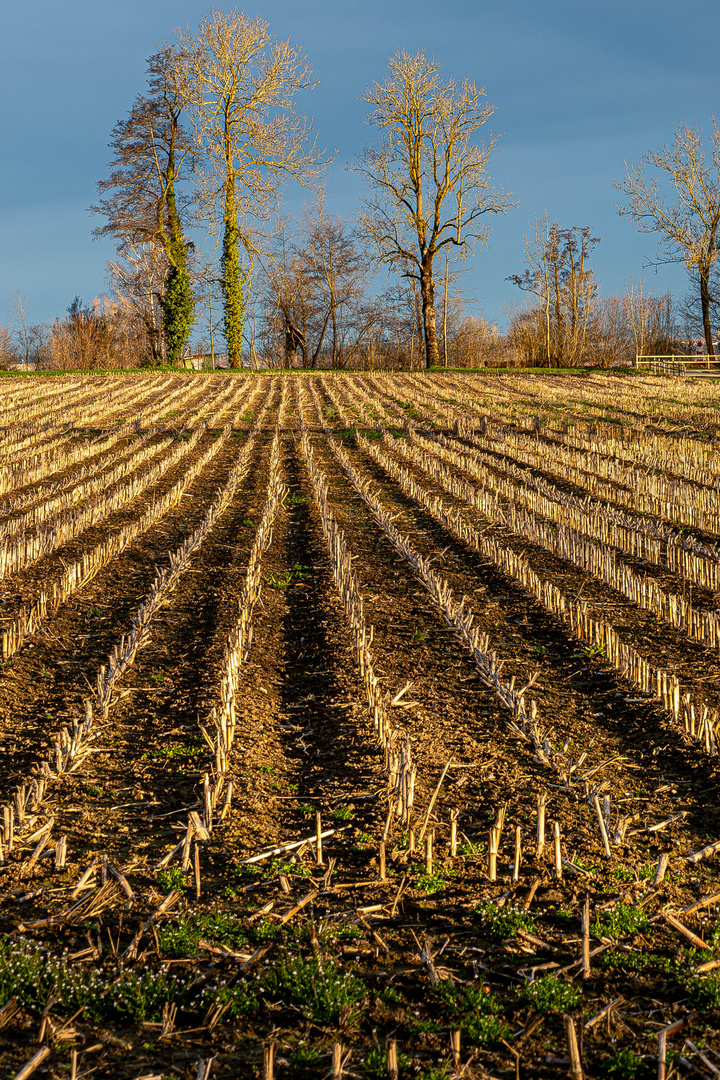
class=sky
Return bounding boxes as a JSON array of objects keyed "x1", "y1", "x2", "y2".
[{"x1": 1, "y1": 0, "x2": 719, "y2": 338}]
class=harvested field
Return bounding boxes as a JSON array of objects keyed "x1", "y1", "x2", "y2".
[{"x1": 0, "y1": 370, "x2": 719, "y2": 1079}]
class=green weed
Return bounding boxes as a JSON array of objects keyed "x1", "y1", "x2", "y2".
[
  {"x1": 687, "y1": 971, "x2": 720, "y2": 1009},
  {"x1": 429, "y1": 980, "x2": 510, "y2": 1046},
  {"x1": 265, "y1": 563, "x2": 309, "y2": 589},
  {"x1": 156, "y1": 866, "x2": 188, "y2": 895},
  {"x1": 206, "y1": 980, "x2": 259, "y2": 1018},
  {"x1": 609, "y1": 866, "x2": 635, "y2": 883},
  {"x1": 517, "y1": 974, "x2": 582, "y2": 1013},
  {"x1": 0, "y1": 939, "x2": 181, "y2": 1023},
  {"x1": 266, "y1": 858, "x2": 312, "y2": 879},
  {"x1": 414, "y1": 871, "x2": 454, "y2": 895},
  {"x1": 157, "y1": 911, "x2": 248, "y2": 957},
  {"x1": 331, "y1": 805, "x2": 354, "y2": 820},
  {"x1": 260, "y1": 951, "x2": 367, "y2": 1027},
  {"x1": 363, "y1": 1046, "x2": 412, "y2": 1077},
  {"x1": 289, "y1": 1045, "x2": 322, "y2": 1067},
  {"x1": 591, "y1": 904, "x2": 649, "y2": 939},
  {"x1": 474, "y1": 901, "x2": 536, "y2": 940},
  {"x1": 142, "y1": 742, "x2": 202, "y2": 760},
  {"x1": 571, "y1": 643, "x2": 606, "y2": 659},
  {"x1": 599, "y1": 1047, "x2": 652, "y2": 1078}
]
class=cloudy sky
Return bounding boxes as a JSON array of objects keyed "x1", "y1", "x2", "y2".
[{"x1": 1, "y1": 0, "x2": 718, "y2": 336}]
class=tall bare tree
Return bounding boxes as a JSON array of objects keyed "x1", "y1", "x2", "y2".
[
  {"x1": 175, "y1": 10, "x2": 324, "y2": 367},
  {"x1": 92, "y1": 47, "x2": 196, "y2": 365},
  {"x1": 615, "y1": 121, "x2": 720, "y2": 356},
  {"x1": 354, "y1": 50, "x2": 513, "y2": 369}
]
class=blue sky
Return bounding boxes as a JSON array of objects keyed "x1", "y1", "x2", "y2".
[{"x1": 1, "y1": 0, "x2": 718, "y2": 334}]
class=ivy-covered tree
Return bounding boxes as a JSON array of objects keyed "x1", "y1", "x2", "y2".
[{"x1": 91, "y1": 47, "x2": 196, "y2": 365}]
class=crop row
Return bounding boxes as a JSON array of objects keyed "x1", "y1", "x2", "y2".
[
  {"x1": 0, "y1": 386, "x2": 278, "y2": 876},
  {"x1": 320, "y1": 375, "x2": 717, "y2": 762}
]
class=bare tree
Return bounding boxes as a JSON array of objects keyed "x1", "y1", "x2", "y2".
[
  {"x1": 191, "y1": 255, "x2": 225, "y2": 368},
  {"x1": 0, "y1": 323, "x2": 13, "y2": 369},
  {"x1": 354, "y1": 50, "x2": 513, "y2": 369},
  {"x1": 508, "y1": 217, "x2": 599, "y2": 365},
  {"x1": 7, "y1": 292, "x2": 34, "y2": 369},
  {"x1": 300, "y1": 195, "x2": 368, "y2": 368},
  {"x1": 7, "y1": 292, "x2": 49, "y2": 370},
  {"x1": 615, "y1": 121, "x2": 720, "y2": 355},
  {"x1": 106, "y1": 243, "x2": 167, "y2": 364},
  {"x1": 175, "y1": 10, "x2": 324, "y2": 367},
  {"x1": 260, "y1": 223, "x2": 314, "y2": 368},
  {"x1": 624, "y1": 278, "x2": 677, "y2": 358}
]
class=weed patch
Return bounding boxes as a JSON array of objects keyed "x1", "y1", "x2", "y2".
[{"x1": 517, "y1": 974, "x2": 582, "y2": 1013}]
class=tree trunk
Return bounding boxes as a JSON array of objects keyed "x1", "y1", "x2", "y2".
[
  {"x1": 284, "y1": 328, "x2": 299, "y2": 368},
  {"x1": 221, "y1": 196, "x2": 246, "y2": 368},
  {"x1": 311, "y1": 309, "x2": 331, "y2": 368},
  {"x1": 331, "y1": 306, "x2": 338, "y2": 369},
  {"x1": 420, "y1": 262, "x2": 440, "y2": 369},
  {"x1": 160, "y1": 127, "x2": 194, "y2": 366},
  {"x1": 700, "y1": 271, "x2": 715, "y2": 356}
]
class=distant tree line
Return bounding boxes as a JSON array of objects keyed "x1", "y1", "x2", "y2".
[{"x1": 3, "y1": 8, "x2": 720, "y2": 371}]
